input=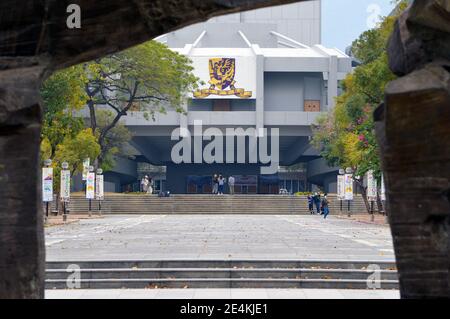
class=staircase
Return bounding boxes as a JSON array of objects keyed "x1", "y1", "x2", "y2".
[
  {"x1": 45, "y1": 260, "x2": 398, "y2": 289},
  {"x1": 66, "y1": 194, "x2": 369, "y2": 215}
]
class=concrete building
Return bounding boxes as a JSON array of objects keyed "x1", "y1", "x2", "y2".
[{"x1": 94, "y1": 1, "x2": 352, "y2": 194}]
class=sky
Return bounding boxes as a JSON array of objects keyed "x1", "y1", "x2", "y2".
[{"x1": 321, "y1": 0, "x2": 397, "y2": 52}]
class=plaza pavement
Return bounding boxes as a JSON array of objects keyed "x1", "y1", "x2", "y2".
[
  {"x1": 45, "y1": 288, "x2": 400, "y2": 299},
  {"x1": 45, "y1": 214, "x2": 395, "y2": 261}
]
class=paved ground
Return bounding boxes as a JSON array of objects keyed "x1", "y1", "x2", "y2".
[
  {"x1": 45, "y1": 288, "x2": 399, "y2": 299},
  {"x1": 45, "y1": 215, "x2": 395, "y2": 261}
]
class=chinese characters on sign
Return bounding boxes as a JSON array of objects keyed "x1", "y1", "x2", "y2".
[
  {"x1": 60, "y1": 169, "x2": 71, "y2": 202},
  {"x1": 367, "y1": 170, "x2": 377, "y2": 202},
  {"x1": 96, "y1": 174, "x2": 104, "y2": 200},
  {"x1": 337, "y1": 175, "x2": 345, "y2": 200}
]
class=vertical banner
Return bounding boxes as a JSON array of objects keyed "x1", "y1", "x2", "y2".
[
  {"x1": 60, "y1": 170, "x2": 71, "y2": 202},
  {"x1": 367, "y1": 170, "x2": 377, "y2": 201},
  {"x1": 344, "y1": 174, "x2": 354, "y2": 200},
  {"x1": 380, "y1": 174, "x2": 386, "y2": 201},
  {"x1": 95, "y1": 175, "x2": 104, "y2": 200},
  {"x1": 82, "y1": 158, "x2": 90, "y2": 181},
  {"x1": 337, "y1": 175, "x2": 345, "y2": 200},
  {"x1": 42, "y1": 167, "x2": 53, "y2": 202},
  {"x1": 86, "y1": 172, "x2": 95, "y2": 199}
]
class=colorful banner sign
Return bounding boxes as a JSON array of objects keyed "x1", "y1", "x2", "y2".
[
  {"x1": 367, "y1": 170, "x2": 377, "y2": 201},
  {"x1": 86, "y1": 172, "x2": 95, "y2": 199},
  {"x1": 42, "y1": 167, "x2": 53, "y2": 202},
  {"x1": 95, "y1": 174, "x2": 104, "y2": 200},
  {"x1": 82, "y1": 158, "x2": 90, "y2": 181},
  {"x1": 60, "y1": 169, "x2": 71, "y2": 202},
  {"x1": 380, "y1": 174, "x2": 386, "y2": 201},
  {"x1": 337, "y1": 175, "x2": 345, "y2": 200},
  {"x1": 344, "y1": 174, "x2": 354, "y2": 201}
]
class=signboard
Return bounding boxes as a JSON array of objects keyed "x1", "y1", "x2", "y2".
[
  {"x1": 367, "y1": 170, "x2": 377, "y2": 201},
  {"x1": 337, "y1": 175, "x2": 345, "y2": 200},
  {"x1": 86, "y1": 172, "x2": 95, "y2": 199},
  {"x1": 234, "y1": 175, "x2": 258, "y2": 186},
  {"x1": 380, "y1": 174, "x2": 386, "y2": 201},
  {"x1": 191, "y1": 55, "x2": 256, "y2": 99},
  {"x1": 95, "y1": 174, "x2": 104, "y2": 200},
  {"x1": 42, "y1": 167, "x2": 53, "y2": 202},
  {"x1": 344, "y1": 174, "x2": 354, "y2": 201},
  {"x1": 82, "y1": 158, "x2": 90, "y2": 181},
  {"x1": 60, "y1": 169, "x2": 71, "y2": 202}
]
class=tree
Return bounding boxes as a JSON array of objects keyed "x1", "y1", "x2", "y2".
[
  {"x1": 40, "y1": 66, "x2": 87, "y2": 159},
  {"x1": 312, "y1": 1, "x2": 408, "y2": 213},
  {"x1": 83, "y1": 40, "x2": 200, "y2": 168}
]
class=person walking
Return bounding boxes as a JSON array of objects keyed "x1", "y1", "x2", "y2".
[
  {"x1": 228, "y1": 175, "x2": 235, "y2": 195},
  {"x1": 212, "y1": 174, "x2": 219, "y2": 195},
  {"x1": 322, "y1": 194, "x2": 330, "y2": 219},
  {"x1": 218, "y1": 174, "x2": 225, "y2": 195},
  {"x1": 307, "y1": 194, "x2": 314, "y2": 214}
]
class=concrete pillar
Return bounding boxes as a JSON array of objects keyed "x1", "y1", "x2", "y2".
[
  {"x1": 327, "y1": 55, "x2": 338, "y2": 110},
  {"x1": 253, "y1": 44, "x2": 265, "y2": 136}
]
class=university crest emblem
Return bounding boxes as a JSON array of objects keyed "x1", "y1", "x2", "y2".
[{"x1": 194, "y1": 58, "x2": 252, "y2": 98}]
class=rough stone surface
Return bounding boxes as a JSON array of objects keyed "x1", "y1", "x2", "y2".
[
  {"x1": 375, "y1": 62, "x2": 450, "y2": 298},
  {"x1": 0, "y1": 0, "x2": 303, "y2": 299}
]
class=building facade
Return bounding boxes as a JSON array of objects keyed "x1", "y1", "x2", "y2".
[{"x1": 94, "y1": 1, "x2": 352, "y2": 194}]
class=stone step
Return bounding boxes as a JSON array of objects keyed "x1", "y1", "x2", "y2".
[
  {"x1": 46, "y1": 268, "x2": 398, "y2": 280},
  {"x1": 45, "y1": 278, "x2": 399, "y2": 289}
]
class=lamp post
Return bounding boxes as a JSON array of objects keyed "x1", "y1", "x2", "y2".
[
  {"x1": 96, "y1": 168, "x2": 104, "y2": 215},
  {"x1": 61, "y1": 161, "x2": 70, "y2": 222},
  {"x1": 43, "y1": 159, "x2": 53, "y2": 224},
  {"x1": 86, "y1": 165, "x2": 95, "y2": 217}
]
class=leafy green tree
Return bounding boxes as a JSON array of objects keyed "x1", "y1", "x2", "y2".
[
  {"x1": 40, "y1": 66, "x2": 87, "y2": 159},
  {"x1": 312, "y1": 1, "x2": 408, "y2": 212},
  {"x1": 83, "y1": 40, "x2": 200, "y2": 168}
]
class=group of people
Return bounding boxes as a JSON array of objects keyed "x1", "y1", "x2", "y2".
[
  {"x1": 212, "y1": 174, "x2": 235, "y2": 195},
  {"x1": 307, "y1": 192, "x2": 329, "y2": 219},
  {"x1": 140, "y1": 175, "x2": 153, "y2": 194}
]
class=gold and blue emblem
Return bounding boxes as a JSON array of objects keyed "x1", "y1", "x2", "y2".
[{"x1": 194, "y1": 58, "x2": 252, "y2": 98}]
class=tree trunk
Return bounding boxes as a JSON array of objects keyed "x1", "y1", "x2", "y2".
[{"x1": 0, "y1": 61, "x2": 46, "y2": 298}]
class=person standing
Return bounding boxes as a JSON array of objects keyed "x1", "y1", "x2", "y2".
[
  {"x1": 218, "y1": 175, "x2": 225, "y2": 195},
  {"x1": 322, "y1": 194, "x2": 330, "y2": 219},
  {"x1": 313, "y1": 192, "x2": 321, "y2": 214},
  {"x1": 142, "y1": 175, "x2": 149, "y2": 194},
  {"x1": 147, "y1": 177, "x2": 153, "y2": 194},
  {"x1": 140, "y1": 176, "x2": 146, "y2": 193},
  {"x1": 228, "y1": 175, "x2": 235, "y2": 195},
  {"x1": 212, "y1": 174, "x2": 219, "y2": 195},
  {"x1": 307, "y1": 194, "x2": 314, "y2": 214}
]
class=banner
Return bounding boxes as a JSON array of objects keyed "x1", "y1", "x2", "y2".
[
  {"x1": 344, "y1": 174, "x2": 353, "y2": 201},
  {"x1": 337, "y1": 175, "x2": 345, "y2": 200},
  {"x1": 82, "y1": 158, "x2": 90, "y2": 181},
  {"x1": 95, "y1": 174, "x2": 104, "y2": 200},
  {"x1": 86, "y1": 172, "x2": 95, "y2": 199},
  {"x1": 367, "y1": 170, "x2": 377, "y2": 201},
  {"x1": 380, "y1": 174, "x2": 386, "y2": 201},
  {"x1": 60, "y1": 169, "x2": 71, "y2": 202},
  {"x1": 42, "y1": 167, "x2": 53, "y2": 202}
]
